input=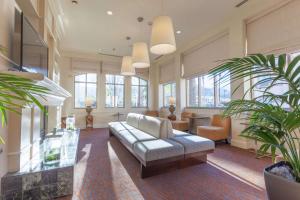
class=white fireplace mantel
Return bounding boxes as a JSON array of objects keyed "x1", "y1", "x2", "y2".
[{"x1": 1, "y1": 71, "x2": 71, "y2": 106}]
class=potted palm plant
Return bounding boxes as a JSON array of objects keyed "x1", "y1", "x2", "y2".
[
  {"x1": 0, "y1": 72, "x2": 49, "y2": 144},
  {"x1": 210, "y1": 54, "x2": 300, "y2": 200}
]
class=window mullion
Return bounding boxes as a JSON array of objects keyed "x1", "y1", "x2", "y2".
[
  {"x1": 198, "y1": 77, "x2": 201, "y2": 107},
  {"x1": 138, "y1": 78, "x2": 140, "y2": 107}
]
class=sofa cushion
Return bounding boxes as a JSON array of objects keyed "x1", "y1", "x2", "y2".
[
  {"x1": 138, "y1": 115, "x2": 162, "y2": 138},
  {"x1": 173, "y1": 129, "x2": 190, "y2": 137},
  {"x1": 118, "y1": 129, "x2": 157, "y2": 149},
  {"x1": 126, "y1": 113, "x2": 142, "y2": 128},
  {"x1": 159, "y1": 118, "x2": 174, "y2": 139},
  {"x1": 133, "y1": 139, "x2": 184, "y2": 162},
  {"x1": 170, "y1": 135, "x2": 215, "y2": 154},
  {"x1": 108, "y1": 121, "x2": 135, "y2": 135}
]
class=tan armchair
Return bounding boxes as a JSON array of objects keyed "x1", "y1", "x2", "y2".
[
  {"x1": 144, "y1": 110, "x2": 159, "y2": 117},
  {"x1": 197, "y1": 115, "x2": 231, "y2": 143},
  {"x1": 171, "y1": 112, "x2": 194, "y2": 131}
]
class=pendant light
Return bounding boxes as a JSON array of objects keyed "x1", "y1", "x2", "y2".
[
  {"x1": 150, "y1": 1, "x2": 176, "y2": 55},
  {"x1": 121, "y1": 56, "x2": 135, "y2": 76},
  {"x1": 132, "y1": 42, "x2": 150, "y2": 68},
  {"x1": 132, "y1": 17, "x2": 150, "y2": 68}
]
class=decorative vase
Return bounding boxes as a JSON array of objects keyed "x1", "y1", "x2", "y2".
[
  {"x1": 85, "y1": 106, "x2": 93, "y2": 129},
  {"x1": 168, "y1": 105, "x2": 176, "y2": 121}
]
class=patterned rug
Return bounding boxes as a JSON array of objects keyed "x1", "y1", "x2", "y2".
[{"x1": 60, "y1": 128, "x2": 270, "y2": 200}]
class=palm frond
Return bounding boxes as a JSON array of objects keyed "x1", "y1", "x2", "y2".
[
  {"x1": 0, "y1": 73, "x2": 49, "y2": 144},
  {"x1": 210, "y1": 53, "x2": 300, "y2": 181}
]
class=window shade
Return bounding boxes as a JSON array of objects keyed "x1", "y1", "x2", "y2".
[
  {"x1": 247, "y1": 0, "x2": 300, "y2": 54},
  {"x1": 159, "y1": 59, "x2": 175, "y2": 83},
  {"x1": 182, "y1": 33, "x2": 229, "y2": 78},
  {"x1": 71, "y1": 59, "x2": 100, "y2": 73},
  {"x1": 101, "y1": 61, "x2": 121, "y2": 74}
]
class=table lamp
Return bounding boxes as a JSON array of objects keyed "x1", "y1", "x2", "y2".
[
  {"x1": 85, "y1": 98, "x2": 94, "y2": 130},
  {"x1": 168, "y1": 96, "x2": 176, "y2": 121}
]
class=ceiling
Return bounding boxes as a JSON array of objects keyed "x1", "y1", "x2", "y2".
[{"x1": 60, "y1": 0, "x2": 243, "y2": 58}]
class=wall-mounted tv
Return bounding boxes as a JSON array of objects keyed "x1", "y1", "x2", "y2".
[{"x1": 21, "y1": 15, "x2": 48, "y2": 77}]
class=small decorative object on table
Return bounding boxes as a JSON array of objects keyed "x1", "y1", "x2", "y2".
[
  {"x1": 43, "y1": 132, "x2": 62, "y2": 166},
  {"x1": 168, "y1": 96, "x2": 176, "y2": 121},
  {"x1": 85, "y1": 98, "x2": 94, "y2": 130},
  {"x1": 66, "y1": 114, "x2": 75, "y2": 130},
  {"x1": 61, "y1": 116, "x2": 67, "y2": 129}
]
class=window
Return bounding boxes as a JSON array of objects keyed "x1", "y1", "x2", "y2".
[
  {"x1": 131, "y1": 77, "x2": 148, "y2": 107},
  {"x1": 74, "y1": 73, "x2": 97, "y2": 108},
  {"x1": 200, "y1": 75, "x2": 214, "y2": 107},
  {"x1": 216, "y1": 71, "x2": 231, "y2": 107},
  {"x1": 105, "y1": 74, "x2": 125, "y2": 108},
  {"x1": 163, "y1": 83, "x2": 176, "y2": 107},
  {"x1": 187, "y1": 73, "x2": 231, "y2": 108},
  {"x1": 251, "y1": 55, "x2": 294, "y2": 108}
]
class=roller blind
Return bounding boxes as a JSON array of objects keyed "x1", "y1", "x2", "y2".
[
  {"x1": 159, "y1": 59, "x2": 175, "y2": 83},
  {"x1": 247, "y1": 0, "x2": 300, "y2": 54},
  {"x1": 71, "y1": 58, "x2": 100, "y2": 73},
  {"x1": 101, "y1": 61, "x2": 121, "y2": 74},
  {"x1": 182, "y1": 33, "x2": 229, "y2": 78}
]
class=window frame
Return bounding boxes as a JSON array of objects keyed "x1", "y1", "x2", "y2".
[
  {"x1": 186, "y1": 73, "x2": 231, "y2": 109},
  {"x1": 105, "y1": 74, "x2": 125, "y2": 108},
  {"x1": 74, "y1": 73, "x2": 97, "y2": 109},
  {"x1": 131, "y1": 76, "x2": 148, "y2": 108},
  {"x1": 162, "y1": 82, "x2": 176, "y2": 107}
]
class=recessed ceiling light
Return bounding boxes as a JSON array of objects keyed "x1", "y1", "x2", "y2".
[
  {"x1": 107, "y1": 11, "x2": 113, "y2": 15},
  {"x1": 71, "y1": 0, "x2": 78, "y2": 5},
  {"x1": 176, "y1": 30, "x2": 182, "y2": 34}
]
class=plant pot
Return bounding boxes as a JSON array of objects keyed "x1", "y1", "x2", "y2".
[{"x1": 264, "y1": 161, "x2": 300, "y2": 200}]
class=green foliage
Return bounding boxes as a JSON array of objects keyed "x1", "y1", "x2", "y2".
[
  {"x1": 0, "y1": 73, "x2": 49, "y2": 144},
  {"x1": 210, "y1": 54, "x2": 300, "y2": 182}
]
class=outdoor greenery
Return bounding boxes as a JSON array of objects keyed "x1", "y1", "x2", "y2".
[
  {"x1": 210, "y1": 53, "x2": 300, "y2": 182},
  {"x1": 0, "y1": 73, "x2": 49, "y2": 144}
]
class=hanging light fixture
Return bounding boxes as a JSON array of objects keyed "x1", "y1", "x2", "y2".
[
  {"x1": 150, "y1": 15, "x2": 176, "y2": 55},
  {"x1": 121, "y1": 56, "x2": 135, "y2": 76},
  {"x1": 132, "y1": 17, "x2": 150, "y2": 68},
  {"x1": 132, "y1": 42, "x2": 150, "y2": 68}
]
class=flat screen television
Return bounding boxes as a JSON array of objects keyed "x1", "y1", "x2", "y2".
[{"x1": 21, "y1": 15, "x2": 48, "y2": 76}]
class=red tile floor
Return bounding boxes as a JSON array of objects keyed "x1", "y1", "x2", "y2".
[{"x1": 60, "y1": 128, "x2": 271, "y2": 200}]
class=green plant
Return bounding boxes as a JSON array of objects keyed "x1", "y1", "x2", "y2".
[
  {"x1": 0, "y1": 73, "x2": 49, "y2": 144},
  {"x1": 0, "y1": 45, "x2": 8, "y2": 56},
  {"x1": 210, "y1": 53, "x2": 300, "y2": 182}
]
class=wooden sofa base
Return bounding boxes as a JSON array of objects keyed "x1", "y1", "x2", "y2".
[
  {"x1": 140, "y1": 153, "x2": 209, "y2": 178},
  {"x1": 109, "y1": 128, "x2": 213, "y2": 178}
]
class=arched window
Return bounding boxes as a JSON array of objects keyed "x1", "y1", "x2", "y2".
[
  {"x1": 105, "y1": 74, "x2": 125, "y2": 108},
  {"x1": 74, "y1": 73, "x2": 97, "y2": 108},
  {"x1": 131, "y1": 77, "x2": 148, "y2": 107}
]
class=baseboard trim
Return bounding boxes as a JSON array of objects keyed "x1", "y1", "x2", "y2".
[{"x1": 230, "y1": 138, "x2": 248, "y2": 149}]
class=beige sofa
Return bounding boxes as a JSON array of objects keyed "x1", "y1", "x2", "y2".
[{"x1": 108, "y1": 113, "x2": 215, "y2": 178}]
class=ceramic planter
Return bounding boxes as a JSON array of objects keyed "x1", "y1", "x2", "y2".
[{"x1": 264, "y1": 161, "x2": 300, "y2": 200}]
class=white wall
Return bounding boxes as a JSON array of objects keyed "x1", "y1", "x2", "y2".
[
  {"x1": 153, "y1": 0, "x2": 290, "y2": 149},
  {"x1": 0, "y1": 0, "x2": 17, "y2": 186},
  {"x1": 59, "y1": 51, "x2": 150, "y2": 129}
]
